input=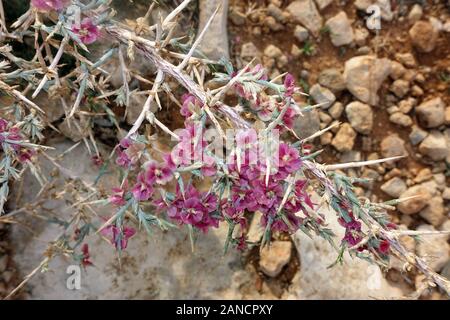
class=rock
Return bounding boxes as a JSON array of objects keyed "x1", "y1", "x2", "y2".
[
  {"x1": 398, "y1": 97, "x2": 416, "y2": 114},
  {"x1": 331, "y1": 123, "x2": 357, "y2": 152},
  {"x1": 380, "y1": 177, "x2": 407, "y2": 198},
  {"x1": 418, "y1": 131, "x2": 448, "y2": 161},
  {"x1": 443, "y1": 188, "x2": 450, "y2": 200},
  {"x1": 319, "y1": 111, "x2": 332, "y2": 125},
  {"x1": 389, "y1": 112, "x2": 413, "y2": 127},
  {"x1": 259, "y1": 241, "x2": 292, "y2": 277},
  {"x1": 314, "y1": 0, "x2": 333, "y2": 10},
  {"x1": 415, "y1": 224, "x2": 450, "y2": 272},
  {"x1": 345, "y1": 102, "x2": 373, "y2": 134},
  {"x1": 354, "y1": 28, "x2": 369, "y2": 46},
  {"x1": 34, "y1": 92, "x2": 66, "y2": 123},
  {"x1": 409, "y1": 125, "x2": 428, "y2": 146},
  {"x1": 415, "y1": 97, "x2": 445, "y2": 128},
  {"x1": 264, "y1": 16, "x2": 284, "y2": 31},
  {"x1": 293, "y1": 109, "x2": 320, "y2": 140},
  {"x1": 397, "y1": 185, "x2": 432, "y2": 215},
  {"x1": 414, "y1": 168, "x2": 432, "y2": 183},
  {"x1": 408, "y1": 4, "x2": 423, "y2": 23},
  {"x1": 267, "y1": 4, "x2": 285, "y2": 23},
  {"x1": 318, "y1": 68, "x2": 346, "y2": 92},
  {"x1": 294, "y1": 25, "x2": 309, "y2": 42},
  {"x1": 343, "y1": 55, "x2": 391, "y2": 105},
  {"x1": 309, "y1": 84, "x2": 336, "y2": 109},
  {"x1": 247, "y1": 212, "x2": 264, "y2": 243},
  {"x1": 395, "y1": 53, "x2": 416, "y2": 68},
  {"x1": 380, "y1": 135, "x2": 407, "y2": 158},
  {"x1": 409, "y1": 21, "x2": 439, "y2": 53},
  {"x1": 291, "y1": 44, "x2": 302, "y2": 58},
  {"x1": 390, "y1": 61, "x2": 406, "y2": 80},
  {"x1": 240, "y1": 42, "x2": 261, "y2": 60},
  {"x1": 325, "y1": 12, "x2": 354, "y2": 47},
  {"x1": 328, "y1": 102, "x2": 344, "y2": 119},
  {"x1": 419, "y1": 197, "x2": 445, "y2": 227},
  {"x1": 286, "y1": 0, "x2": 323, "y2": 37},
  {"x1": 390, "y1": 79, "x2": 409, "y2": 98},
  {"x1": 441, "y1": 260, "x2": 450, "y2": 281},
  {"x1": 198, "y1": 0, "x2": 229, "y2": 60},
  {"x1": 320, "y1": 131, "x2": 333, "y2": 145},
  {"x1": 445, "y1": 107, "x2": 450, "y2": 125},
  {"x1": 264, "y1": 44, "x2": 283, "y2": 59},
  {"x1": 288, "y1": 194, "x2": 404, "y2": 299}
]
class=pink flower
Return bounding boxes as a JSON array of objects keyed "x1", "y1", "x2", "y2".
[
  {"x1": 378, "y1": 240, "x2": 390, "y2": 254},
  {"x1": 131, "y1": 172, "x2": 154, "y2": 201},
  {"x1": 283, "y1": 73, "x2": 295, "y2": 97},
  {"x1": 146, "y1": 161, "x2": 173, "y2": 185},
  {"x1": 31, "y1": 0, "x2": 69, "y2": 11},
  {"x1": 91, "y1": 155, "x2": 103, "y2": 167},
  {"x1": 81, "y1": 244, "x2": 93, "y2": 268},
  {"x1": 100, "y1": 223, "x2": 136, "y2": 250},
  {"x1": 109, "y1": 183, "x2": 128, "y2": 206},
  {"x1": 72, "y1": 18, "x2": 100, "y2": 45},
  {"x1": 18, "y1": 149, "x2": 35, "y2": 163},
  {"x1": 276, "y1": 143, "x2": 302, "y2": 178},
  {"x1": 180, "y1": 94, "x2": 202, "y2": 119}
]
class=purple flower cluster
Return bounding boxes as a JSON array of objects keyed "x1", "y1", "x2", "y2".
[{"x1": 72, "y1": 18, "x2": 100, "y2": 45}]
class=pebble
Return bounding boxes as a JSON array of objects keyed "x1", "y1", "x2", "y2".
[
  {"x1": 418, "y1": 131, "x2": 448, "y2": 161},
  {"x1": 397, "y1": 185, "x2": 432, "y2": 215},
  {"x1": 325, "y1": 11, "x2": 354, "y2": 47},
  {"x1": 318, "y1": 68, "x2": 346, "y2": 92},
  {"x1": 380, "y1": 177, "x2": 407, "y2": 198},
  {"x1": 395, "y1": 53, "x2": 416, "y2": 68},
  {"x1": 328, "y1": 102, "x2": 344, "y2": 119},
  {"x1": 415, "y1": 97, "x2": 445, "y2": 128},
  {"x1": 259, "y1": 241, "x2": 292, "y2": 277},
  {"x1": 286, "y1": 0, "x2": 323, "y2": 36},
  {"x1": 419, "y1": 196, "x2": 445, "y2": 227},
  {"x1": 309, "y1": 84, "x2": 336, "y2": 109},
  {"x1": 398, "y1": 97, "x2": 416, "y2": 114},
  {"x1": 345, "y1": 101, "x2": 373, "y2": 134},
  {"x1": 415, "y1": 224, "x2": 450, "y2": 271},
  {"x1": 331, "y1": 123, "x2": 357, "y2": 152},
  {"x1": 409, "y1": 21, "x2": 439, "y2": 52},
  {"x1": 294, "y1": 25, "x2": 309, "y2": 42},
  {"x1": 409, "y1": 125, "x2": 428, "y2": 146},
  {"x1": 380, "y1": 135, "x2": 407, "y2": 158},
  {"x1": 389, "y1": 112, "x2": 413, "y2": 127},
  {"x1": 390, "y1": 79, "x2": 409, "y2": 98},
  {"x1": 408, "y1": 4, "x2": 423, "y2": 23}
]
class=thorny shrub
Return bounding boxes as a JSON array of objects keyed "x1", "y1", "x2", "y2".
[{"x1": 0, "y1": 0, "x2": 449, "y2": 298}]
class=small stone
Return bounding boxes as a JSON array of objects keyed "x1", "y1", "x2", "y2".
[
  {"x1": 325, "y1": 11, "x2": 354, "y2": 47},
  {"x1": 398, "y1": 185, "x2": 432, "y2": 215},
  {"x1": 259, "y1": 241, "x2": 292, "y2": 277},
  {"x1": 380, "y1": 177, "x2": 407, "y2": 198},
  {"x1": 390, "y1": 61, "x2": 406, "y2": 80},
  {"x1": 354, "y1": 28, "x2": 369, "y2": 46},
  {"x1": 416, "y1": 224, "x2": 450, "y2": 271},
  {"x1": 389, "y1": 112, "x2": 413, "y2": 127},
  {"x1": 415, "y1": 97, "x2": 445, "y2": 128},
  {"x1": 343, "y1": 55, "x2": 391, "y2": 105},
  {"x1": 395, "y1": 53, "x2": 416, "y2": 68},
  {"x1": 291, "y1": 44, "x2": 302, "y2": 58},
  {"x1": 398, "y1": 97, "x2": 416, "y2": 114},
  {"x1": 414, "y1": 168, "x2": 433, "y2": 183},
  {"x1": 345, "y1": 101, "x2": 373, "y2": 134},
  {"x1": 267, "y1": 3, "x2": 286, "y2": 23},
  {"x1": 310, "y1": 84, "x2": 336, "y2": 109},
  {"x1": 408, "y1": 4, "x2": 423, "y2": 23},
  {"x1": 293, "y1": 109, "x2": 320, "y2": 140},
  {"x1": 380, "y1": 135, "x2": 407, "y2": 158},
  {"x1": 286, "y1": 0, "x2": 323, "y2": 36},
  {"x1": 442, "y1": 188, "x2": 450, "y2": 200},
  {"x1": 340, "y1": 151, "x2": 361, "y2": 163},
  {"x1": 318, "y1": 68, "x2": 346, "y2": 92},
  {"x1": 331, "y1": 123, "x2": 357, "y2": 152},
  {"x1": 319, "y1": 111, "x2": 332, "y2": 125},
  {"x1": 409, "y1": 21, "x2": 439, "y2": 52},
  {"x1": 264, "y1": 16, "x2": 284, "y2": 31},
  {"x1": 390, "y1": 79, "x2": 409, "y2": 98},
  {"x1": 240, "y1": 42, "x2": 261, "y2": 60},
  {"x1": 409, "y1": 125, "x2": 428, "y2": 146},
  {"x1": 294, "y1": 25, "x2": 309, "y2": 42},
  {"x1": 328, "y1": 102, "x2": 344, "y2": 119},
  {"x1": 419, "y1": 197, "x2": 445, "y2": 227},
  {"x1": 411, "y1": 85, "x2": 424, "y2": 97},
  {"x1": 445, "y1": 107, "x2": 450, "y2": 125},
  {"x1": 418, "y1": 131, "x2": 448, "y2": 161},
  {"x1": 264, "y1": 44, "x2": 283, "y2": 58},
  {"x1": 320, "y1": 132, "x2": 333, "y2": 145}
]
